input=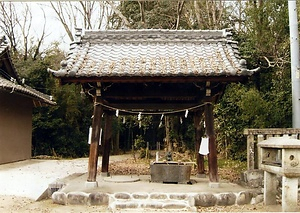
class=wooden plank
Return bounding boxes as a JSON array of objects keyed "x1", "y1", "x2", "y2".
[
  {"x1": 194, "y1": 110, "x2": 205, "y2": 175},
  {"x1": 101, "y1": 111, "x2": 113, "y2": 174},
  {"x1": 87, "y1": 95, "x2": 103, "y2": 182},
  {"x1": 204, "y1": 103, "x2": 219, "y2": 182}
]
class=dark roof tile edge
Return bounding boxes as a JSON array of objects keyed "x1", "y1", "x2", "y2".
[{"x1": 0, "y1": 77, "x2": 56, "y2": 105}]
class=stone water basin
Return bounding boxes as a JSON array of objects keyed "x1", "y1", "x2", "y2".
[{"x1": 150, "y1": 161, "x2": 192, "y2": 184}]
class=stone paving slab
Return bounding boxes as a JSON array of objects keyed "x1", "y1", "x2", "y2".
[{"x1": 59, "y1": 173, "x2": 252, "y2": 194}]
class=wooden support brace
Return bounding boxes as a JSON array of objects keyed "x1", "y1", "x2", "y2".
[
  {"x1": 204, "y1": 103, "x2": 219, "y2": 182},
  {"x1": 87, "y1": 95, "x2": 103, "y2": 182}
]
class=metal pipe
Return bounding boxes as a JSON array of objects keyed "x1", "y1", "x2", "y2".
[{"x1": 288, "y1": 0, "x2": 300, "y2": 127}]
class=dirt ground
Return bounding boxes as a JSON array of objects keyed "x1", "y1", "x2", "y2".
[
  {"x1": 0, "y1": 195, "x2": 283, "y2": 213},
  {"x1": 0, "y1": 195, "x2": 107, "y2": 213}
]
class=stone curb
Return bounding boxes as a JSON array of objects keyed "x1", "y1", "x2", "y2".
[{"x1": 52, "y1": 190, "x2": 263, "y2": 211}]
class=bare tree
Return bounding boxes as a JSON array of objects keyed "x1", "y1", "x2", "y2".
[
  {"x1": 192, "y1": 0, "x2": 227, "y2": 30},
  {"x1": 0, "y1": 2, "x2": 48, "y2": 60},
  {"x1": 0, "y1": 2, "x2": 19, "y2": 54},
  {"x1": 176, "y1": 0, "x2": 185, "y2": 29},
  {"x1": 50, "y1": 1, "x2": 124, "y2": 41},
  {"x1": 17, "y1": 3, "x2": 32, "y2": 60},
  {"x1": 50, "y1": 2, "x2": 75, "y2": 41},
  {"x1": 31, "y1": 7, "x2": 48, "y2": 60},
  {"x1": 105, "y1": 1, "x2": 130, "y2": 28}
]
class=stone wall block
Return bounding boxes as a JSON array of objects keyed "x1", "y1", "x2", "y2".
[
  {"x1": 194, "y1": 193, "x2": 217, "y2": 207},
  {"x1": 216, "y1": 193, "x2": 236, "y2": 206},
  {"x1": 88, "y1": 192, "x2": 109, "y2": 205},
  {"x1": 236, "y1": 191, "x2": 253, "y2": 205},
  {"x1": 114, "y1": 192, "x2": 131, "y2": 199},
  {"x1": 132, "y1": 192, "x2": 149, "y2": 199},
  {"x1": 67, "y1": 192, "x2": 89, "y2": 205},
  {"x1": 169, "y1": 193, "x2": 188, "y2": 200},
  {"x1": 141, "y1": 202, "x2": 163, "y2": 209},
  {"x1": 52, "y1": 191, "x2": 67, "y2": 205},
  {"x1": 251, "y1": 194, "x2": 264, "y2": 204},
  {"x1": 114, "y1": 202, "x2": 138, "y2": 209},
  {"x1": 162, "y1": 203, "x2": 188, "y2": 209},
  {"x1": 150, "y1": 193, "x2": 168, "y2": 200},
  {"x1": 48, "y1": 182, "x2": 65, "y2": 198}
]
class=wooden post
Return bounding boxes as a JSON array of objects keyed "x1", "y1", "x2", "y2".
[
  {"x1": 194, "y1": 110, "x2": 205, "y2": 176},
  {"x1": 87, "y1": 95, "x2": 103, "y2": 182},
  {"x1": 204, "y1": 103, "x2": 219, "y2": 183},
  {"x1": 101, "y1": 111, "x2": 113, "y2": 176}
]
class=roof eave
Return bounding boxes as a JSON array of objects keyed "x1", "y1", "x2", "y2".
[{"x1": 54, "y1": 75, "x2": 252, "y2": 85}]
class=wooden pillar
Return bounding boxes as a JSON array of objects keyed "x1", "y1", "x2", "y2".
[
  {"x1": 101, "y1": 111, "x2": 113, "y2": 176},
  {"x1": 204, "y1": 103, "x2": 219, "y2": 182},
  {"x1": 87, "y1": 95, "x2": 103, "y2": 182},
  {"x1": 194, "y1": 110, "x2": 205, "y2": 175}
]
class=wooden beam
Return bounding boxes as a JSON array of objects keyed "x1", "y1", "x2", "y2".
[
  {"x1": 87, "y1": 95, "x2": 103, "y2": 182},
  {"x1": 60, "y1": 75, "x2": 247, "y2": 84},
  {"x1": 101, "y1": 111, "x2": 113, "y2": 175},
  {"x1": 106, "y1": 102, "x2": 202, "y2": 110},
  {"x1": 194, "y1": 110, "x2": 205, "y2": 175},
  {"x1": 204, "y1": 103, "x2": 219, "y2": 182}
]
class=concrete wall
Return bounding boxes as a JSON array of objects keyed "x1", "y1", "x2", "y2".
[{"x1": 0, "y1": 91, "x2": 33, "y2": 164}]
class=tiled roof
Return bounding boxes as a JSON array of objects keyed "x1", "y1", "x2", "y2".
[
  {"x1": 48, "y1": 28, "x2": 258, "y2": 79},
  {"x1": 0, "y1": 36, "x2": 55, "y2": 106},
  {"x1": 0, "y1": 36, "x2": 22, "y2": 83},
  {"x1": 0, "y1": 77, "x2": 56, "y2": 105}
]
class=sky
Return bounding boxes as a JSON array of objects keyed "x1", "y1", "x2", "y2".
[{"x1": 15, "y1": 2, "x2": 71, "y2": 51}]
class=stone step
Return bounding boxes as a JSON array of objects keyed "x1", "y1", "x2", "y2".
[
  {"x1": 109, "y1": 192, "x2": 196, "y2": 211},
  {"x1": 110, "y1": 200, "x2": 196, "y2": 211}
]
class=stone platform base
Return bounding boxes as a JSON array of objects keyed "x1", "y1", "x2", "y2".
[{"x1": 52, "y1": 190, "x2": 263, "y2": 211}]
